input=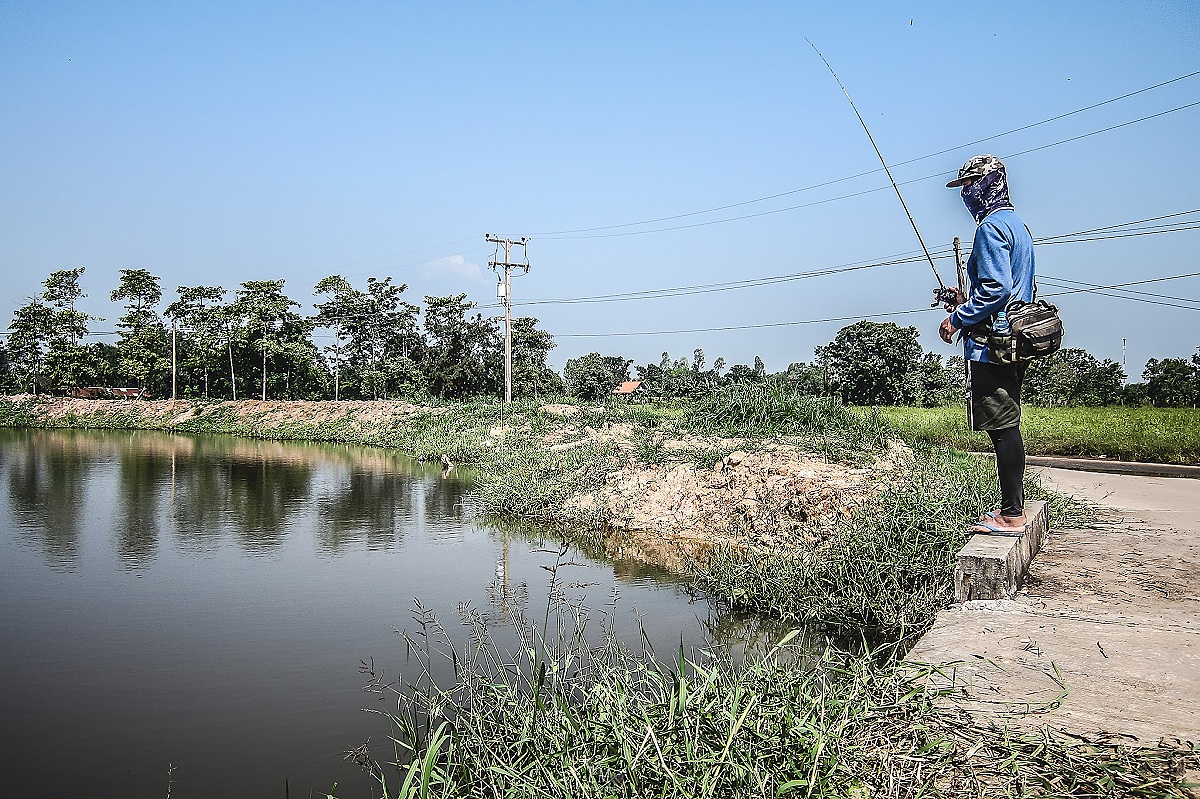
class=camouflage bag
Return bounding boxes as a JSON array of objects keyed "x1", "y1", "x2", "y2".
[
  {"x1": 986, "y1": 299, "x2": 1064, "y2": 364},
  {"x1": 1008, "y1": 299, "x2": 1064, "y2": 360}
]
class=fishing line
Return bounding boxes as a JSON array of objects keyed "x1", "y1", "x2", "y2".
[
  {"x1": 807, "y1": 39, "x2": 948, "y2": 297},
  {"x1": 532, "y1": 69, "x2": 1200, "y2": 237}
]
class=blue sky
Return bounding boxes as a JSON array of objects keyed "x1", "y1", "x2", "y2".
[{"x1": 2, "y1": 1, "x2": 1197, "y2": 376}]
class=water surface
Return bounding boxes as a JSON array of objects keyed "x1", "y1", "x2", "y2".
[{"x1": 0, "y1": 428, "x2": 715, "y2": 797}]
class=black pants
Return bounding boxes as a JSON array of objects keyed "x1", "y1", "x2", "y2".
[
  {"x1": 987, "y1": 425, "x2": 1025, "y2": 517},
  {"x1": 970, "y1": 360, "x2": 1028, "y2": 518}
]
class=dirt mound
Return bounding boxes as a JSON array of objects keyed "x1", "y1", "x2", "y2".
[{"x1": 572, "y1": 441, "x2": 912, "y2": 572}]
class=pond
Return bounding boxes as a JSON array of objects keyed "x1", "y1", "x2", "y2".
[{"x1": 0, "y1": 428, "x2": 727, "y2": 798}]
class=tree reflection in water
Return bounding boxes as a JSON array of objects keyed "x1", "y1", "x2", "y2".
[
  {"x1": 3, "y1": 429, "x2": 89, "y2": 570},
  {"x1": 0, "y1": 428, "x2": 473, "y2": 567}
]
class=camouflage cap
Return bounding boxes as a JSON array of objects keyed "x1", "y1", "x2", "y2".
[{"x1": 946, "y1": 154, "x2": 1006, "y2": 188}]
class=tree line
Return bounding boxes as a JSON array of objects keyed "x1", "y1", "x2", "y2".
[
  {"x1": 3, "y1": 267, "x2": 1197, "y2": 407},
  {"x1": 1, "y1": 267, "x2": 559, "y2": 401},
  {"x1": 565, "y1": 320, "x2": 1199, "y2": 409}
]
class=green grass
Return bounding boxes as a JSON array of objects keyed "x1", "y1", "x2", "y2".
[
  {"x1": 682, "y1": 385, "x2": 892, "y2": 463},
  {"x1": 355, "y1": 582, "x2": 1198, "y2": 798},
  {"x1": 877, "y1": 405, "x2": 1200, "y2": 465}
]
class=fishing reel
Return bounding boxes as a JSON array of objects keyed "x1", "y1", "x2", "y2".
[{"x1": 932, "y1": 286, "x2": 961, "y2": 309}]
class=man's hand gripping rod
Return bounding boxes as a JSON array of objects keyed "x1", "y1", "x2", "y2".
[{"x1": 807, "y1": 40, "x2": 957, "y2": 308}]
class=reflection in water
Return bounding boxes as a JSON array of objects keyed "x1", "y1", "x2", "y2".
[
  {"x1": 0, "y1": 426, "x2": 799, "y2": 798},
  {"x1": 0, "y1": 428, "x2": 475, "y2": 568},
  {"x1": 224, "y1": 457, "x2": 312, "y2": 551},
  {"x1": 115, "y1": 445, "x2": 166, "y2": 567},
  {"x1": 318, "y1": 470, "x2": 404, "y2": 552},
  {"x1": 4, "y1": 430, "x2": 89, "y2": 570}
]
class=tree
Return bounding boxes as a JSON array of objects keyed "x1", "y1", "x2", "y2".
[
  {"x1": 234, "y1": 280, "x2": 312, "y2": 400},
  {"x1": 634, "y1": 350, "x2": 713, "y2": 399},
  {"x1": 815, "y1": 321, "x2": 925, "y2": 405},
  {"x1": 917, "y1": 352, "x2": 958, "y2": 406},
  {"x1": 214, "y1": 302, "x2": 245, "y2": 400},
  {"x1": 783, "y1": 362, "x2": 825, "y2": 395},
  {"x1": 724, "y1": 363, "x2": 759, "y2": 384},
  {"x1": 312, "y1": 275, "x2": 366, "y2": 400},
  {"x1": 564, "y1": 352, "x2": 631, "y2": 401},
  {"x1": 1142, "y1": 356, "x2": 1198, "y2": 407},
  {"x1": 1121, "y1": 382, "x2": 1149, "y2": 406},
  {"x1": 314, "y1": 276, "x2": 424, "y2": 400},
  {"x1": 40, "y1": 268, "x2": 102, "y2": 391},
  {"x1": 359, "y1": 278, "x2": 422, "y2": 399},
  {"x1": 510, "y1": 316, "x2": 563, "y2": 398},
  {"x1": 1024, "y1": 348, "x2": 1125, "y2": 406},
  {"x1": 422, "y1": 294, "x2": 501, "y2": 399},
  {"x1": 110, "y1": 269, "x2": 168, "y2": 394},
  {"x1": 165, "y1": 285, "x2": 227, "y2": 398},
  {"x1": 942, "y1": 355, "x2": 968, "y2": 406},
  {"x1": 5, "y1": 300, "x2": 53, "y2": 393}
]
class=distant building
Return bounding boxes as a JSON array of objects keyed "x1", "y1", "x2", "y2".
[
  {"x1": 68, "y1": 387, "x2": 151, "y2": 399},
  {"x1": 612, "y1": 380, "x2": 643, "y2": 397}
]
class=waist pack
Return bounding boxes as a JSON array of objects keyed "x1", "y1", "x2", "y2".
[{"x1": 966, "y1": 299, "x2": 1064, "y2": 364}]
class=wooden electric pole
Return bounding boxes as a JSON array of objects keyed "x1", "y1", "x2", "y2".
[{"x1": 485, "y1": 234, "x2": 530, "y2": 404}]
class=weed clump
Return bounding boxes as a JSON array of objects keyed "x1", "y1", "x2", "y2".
[
  {"x1": 358, "y1": 584, "x2": 1198, "y2": 798},
  {"x1": 682, "y1": 385, "x2": 891, "y2": 461}
]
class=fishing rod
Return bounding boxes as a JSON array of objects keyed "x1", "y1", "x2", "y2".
[{"x1": 806, "y1": 39, "x2": 958, "y2": 308}]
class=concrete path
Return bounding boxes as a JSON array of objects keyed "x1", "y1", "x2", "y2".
[{"x1": 907, "y1": 467, "x2": 1200, "y2": 743}]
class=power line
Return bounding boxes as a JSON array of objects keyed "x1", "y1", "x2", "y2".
[
  {"x1": 500, "y1": 210, "x2": 1200, "y2": 309},
  {"x1": 536, "y1": 99, "x2": 1200, "y2": 241},
  {"x1": 1001, "y1": 99, "x2": 1200, "y2": 161},
  {"x1": 7, "y1": 213, "x2": 1198, "y2": 337},
  {"x1": 1036, "y1": 223, "x2": 1200, "y2": 246},
  {"x1": 532, "y1": 70, "x2": 1200, "y2": 238},
  {"x1": 7, "y1": 272, "x2": 1197, "y2": 343},
  {"x1": 1034, "y1": 208, "x2": 1200, "y2": 240},
  {"x1": 1039, "y1": 273, "x2": 1200, "y2": 310},
  {"x1": 1039, "y1": 274, "x2": 1200, "y2": 305},
  {"x1": 555, "y1": 307, "x2": 937, "y2": 338},
  {"x1": 553, "y1": 272, "x2": 1200, "y2": 339}
]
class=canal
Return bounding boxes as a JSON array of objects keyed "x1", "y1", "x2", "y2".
[{"x1": 0, "y1": 428, "x2": 721, "y2": 797}]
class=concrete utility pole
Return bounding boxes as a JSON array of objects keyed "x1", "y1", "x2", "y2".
[
  {"x1": 171, "y1": 322, "x2": 177, "y2": 400},
  {"x1": 485, "y1": 234, "x2": 530, "y2": 404}
]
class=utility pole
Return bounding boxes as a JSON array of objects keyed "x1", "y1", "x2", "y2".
[
  {"x1": 171, "y1": 322, "x2": 177, "y2": 401},
  {"x1": 485, "y1": 234, "x2": 530, "y2": 404}
]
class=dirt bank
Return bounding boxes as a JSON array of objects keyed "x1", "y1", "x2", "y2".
[
  {"x1": 2, "y1": 394, "x2": 431, "y2": 431},
  {"x1": 1, "y1": 395, "x2": 904, "y2": 573}
]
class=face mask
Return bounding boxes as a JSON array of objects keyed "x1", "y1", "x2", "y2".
[{"x1": 960, "y1": 169, "x2": 1014, "y2": 222}]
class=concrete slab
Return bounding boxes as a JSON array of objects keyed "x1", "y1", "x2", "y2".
[
  {"x1": 908, "y1": 468, "x2": 1200, "y2": 743},
  {"x1": 956, "y1": 500, "x2": 1047, "y2": 601}
]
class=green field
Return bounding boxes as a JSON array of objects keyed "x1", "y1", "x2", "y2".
[{"x1": 876, "y1": 405, "x2": 1200, "y2": 465}]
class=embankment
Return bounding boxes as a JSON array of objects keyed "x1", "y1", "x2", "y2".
[{"x1": 0, "y1": 392, "x2": 1079, "y2": 642}]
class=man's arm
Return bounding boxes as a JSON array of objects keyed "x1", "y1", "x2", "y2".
[{"x1": 948, "y1": 222, "x2": 1014, "y2": 330}]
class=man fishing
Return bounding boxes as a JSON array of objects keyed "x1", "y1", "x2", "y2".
[{"x1": 939, "y1": 154, "x2": 1035, "y2": 534}]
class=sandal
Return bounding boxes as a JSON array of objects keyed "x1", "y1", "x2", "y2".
[{"x1": 968, "y1": 521, "x2": 1030, "y2": 536}]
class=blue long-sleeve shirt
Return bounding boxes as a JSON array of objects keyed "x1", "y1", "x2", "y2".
[{"x1": 949, "y1": 208, "x2": 1035, "y2": 363}]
